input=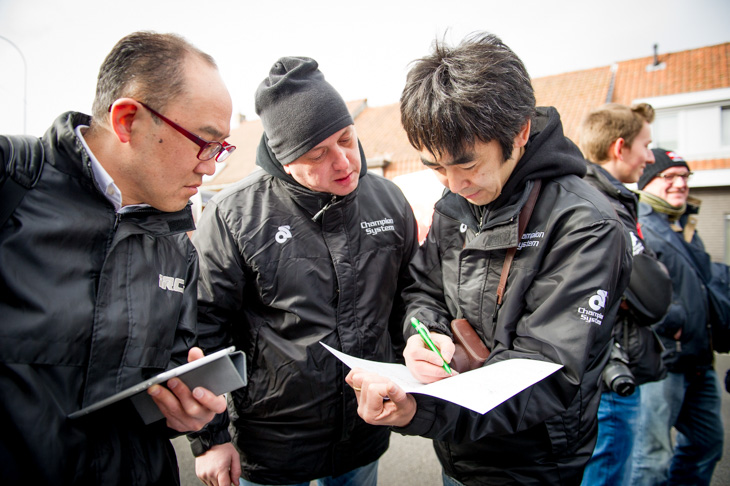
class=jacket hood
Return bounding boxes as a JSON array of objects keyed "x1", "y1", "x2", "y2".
[
  {"x1": 493, "y1": 106, "x2": 586, "y2": 208},
  {"x1": 44, "y1": 111, "x2": 95, "y2": 181}
]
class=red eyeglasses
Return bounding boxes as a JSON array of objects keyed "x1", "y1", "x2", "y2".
[{"x1": 136, "y1": 101, "x2": 236, "y2": 162}]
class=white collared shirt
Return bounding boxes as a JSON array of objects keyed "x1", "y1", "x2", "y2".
[{"x1": 75, "y1": 125, "x2": 149, "y2": 213}]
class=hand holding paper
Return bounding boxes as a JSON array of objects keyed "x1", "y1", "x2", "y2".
[
  {"x1": 323, "y1": 342, "x2": 562, "y2": 415},
  {"x1": 346, "y1": 369, "x2": 417, "y2": 427}
]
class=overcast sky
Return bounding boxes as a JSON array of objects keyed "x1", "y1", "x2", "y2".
[{"x1": 1, "y1": 0, "x2": 729, "y2": 136}]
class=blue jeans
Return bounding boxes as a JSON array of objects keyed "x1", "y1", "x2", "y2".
[
  {"x1": 580, "y1": 388, "x2": 640, "y2": 486},
  {"x1": 239, "y1": 460, "x2": 378, "y2": 486},
  {"x1": 628, "y1": 369, "x2": 723, "y2": 486},
  {"x1": 442, "y1": 471, "x2": 466, "y2": 486}
]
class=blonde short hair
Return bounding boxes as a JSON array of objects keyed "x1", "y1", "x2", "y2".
[{"x1": 579, "y1": 103, "x2": 655, "y2": 164}]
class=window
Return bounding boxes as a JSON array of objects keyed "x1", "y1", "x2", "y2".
[
  {"x1": 652, "y1": 112, "x2": 678, "y2": 150},
  {"x1": 635, "y1": 88, "x2": 730, "y2": 158},
  {"x1": 722, "y1": 106, "x2": 730, "y2": 147}
]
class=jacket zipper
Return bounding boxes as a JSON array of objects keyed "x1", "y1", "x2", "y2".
[{"x1": 312, "y1": 195, "x2": 338, "y2": 222}]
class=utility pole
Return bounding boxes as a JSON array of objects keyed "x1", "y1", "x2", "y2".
[{"x1": 0, "y1": 35, "x2": 27, "y2": 134}]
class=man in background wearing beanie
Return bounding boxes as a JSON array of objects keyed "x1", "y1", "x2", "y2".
[
  {"x1": 577, "y1": 103, "x2": 671, "y2": 486},
  {"x1": 628, "y1": 148, "x2": 724, "y2": 485},
  {"x1": 188, "y1": 57, "x2": 419, "y2": 486}
]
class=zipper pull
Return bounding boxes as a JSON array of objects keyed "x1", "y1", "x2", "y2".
[{"x1": 312, "y1": 195, "x2": 337, "y2": 222}]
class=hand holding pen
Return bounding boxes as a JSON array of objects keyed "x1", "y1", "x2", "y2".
[{"x1": 405, "y1": 317, "x2": 457, "y2": 383}]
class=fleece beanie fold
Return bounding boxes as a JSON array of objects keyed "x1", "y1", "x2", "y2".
[{"x1": 255, "y1": 56, "x2": 353, "y2": 165}]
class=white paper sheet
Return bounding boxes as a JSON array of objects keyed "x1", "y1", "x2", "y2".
[{"x1": 321, "y1": 342, "x2": 563, "y2": 415}]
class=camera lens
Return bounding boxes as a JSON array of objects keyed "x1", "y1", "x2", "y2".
[
  {"x1": 602, "y1": 343, "x2": 637, "y2": 397},
  {"x1": 608, "y1": 371, "x2": 636, "y2": 397}
]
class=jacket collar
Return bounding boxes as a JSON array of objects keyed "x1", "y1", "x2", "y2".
[
  {"x1": 437, "y1": 179, "x2": 538, "y2": 250},
  {"x1": 46, "y1": 112, "x2": 195, "y2": 235},
  {"x1": 585, "y1": 162, "x2": 638, "y2": 219}
]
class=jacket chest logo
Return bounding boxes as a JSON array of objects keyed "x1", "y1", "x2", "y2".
[
  {"x1": 361, "y1": 217, "x2": 395, "y2": 236},
  {"x1": 517, "y1": 231, "x2": 544, "y2": 250},
  {"x1": 275, "y1": 225, "x2": 292, "y2": 244},
  {"x1": 159, "y1": 274, "x2": 185, "y2": 293}
]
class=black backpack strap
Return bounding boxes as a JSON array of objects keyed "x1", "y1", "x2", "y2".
[{"x1": 0, "y1": 135, "x2": 45, "y2": 227}]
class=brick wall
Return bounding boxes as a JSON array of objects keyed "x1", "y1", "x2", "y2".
[{"x1": 690, "y1": 186, "x2": 730, "y2": 264}]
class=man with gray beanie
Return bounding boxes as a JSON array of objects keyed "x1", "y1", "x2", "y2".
[
  {"x1": 188, "y1": 56, "x2": 419, "y2": 486},
  {"x1": 628, "y1": 148, "x2": 725, "y2": 485}
]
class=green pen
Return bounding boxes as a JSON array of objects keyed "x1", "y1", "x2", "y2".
[{"x1": 410, "y1": 317, "x2": 452, "y2": 375}]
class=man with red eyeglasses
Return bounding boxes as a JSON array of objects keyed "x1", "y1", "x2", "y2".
[
  {"x1": 628, "y1": 148, "x2": 725, "y2": 485},
  {"x1": 0, "y1": 31, "x2": 233, "y2": 485}
]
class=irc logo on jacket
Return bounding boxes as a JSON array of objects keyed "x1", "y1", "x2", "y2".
[
  {"x1": 577, "y1": 289, "x2": 607, "y2": 325},
  {"x1": 159, "y1": 274, "x2": 185, "y2": 293}
]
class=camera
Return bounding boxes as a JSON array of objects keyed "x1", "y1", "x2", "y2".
[{"x1": 602, "y1": 341, "x2": 636, "y2": 397}]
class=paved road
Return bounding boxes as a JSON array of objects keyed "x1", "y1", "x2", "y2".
[{"x1": 173, "y1": 353, "x2": 730, "y2": 485}]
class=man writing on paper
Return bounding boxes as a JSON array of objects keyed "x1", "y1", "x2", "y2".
[
  {"x1": 189, "y1": 57, "x2": 419, "y2": 486},
  {"x1": 0, "y1": 32, "x2": 231, "y2": 485},
  {"x1": 348, "y1": 32, "x2": 630, "y2": 485}
]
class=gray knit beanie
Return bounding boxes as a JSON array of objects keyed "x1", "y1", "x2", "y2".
[
  {"x1": 255, "y1": 57, "x2": 353, "y2": 165},
  {"x1": 638, "y1": 148, "x2": 690, "y2": 189}
]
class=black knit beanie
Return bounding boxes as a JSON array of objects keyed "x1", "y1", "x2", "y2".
[
  {"x1": 638, "y1": 148, "x2": 690, "y2": 190},
  {"x1": 255, "y1": 57, "x2": 353, "y2": 165}
]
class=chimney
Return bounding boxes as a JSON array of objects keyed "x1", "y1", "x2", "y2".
[{"x1": 646, "y1": 43, "x2": 666, "y2": 72}]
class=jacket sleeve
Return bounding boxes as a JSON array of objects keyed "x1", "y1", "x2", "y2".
[
  {"x1": 639, "y1": 225, "x2": 686, "y2": 338},
  {"x1": 387, "y1": 199, "x2": 420, "y2": 359},
  {"x1": 187, "y1": 200, "x2": 245, "y2": 452},
  {"x1": 401, "y1": 212, "x2": 456, "y2": 338},
  {"x1": 0, "y1": 137, "x2": 8, "y2": 185},
  {"x1": 192, "y1": 200, "x2": 246, "y2": 353},
  {"x1": 399, "y1": 215, "x2": 629, "y2": 443}
]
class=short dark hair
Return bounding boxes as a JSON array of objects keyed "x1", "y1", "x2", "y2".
[
  {"x1": 400, "y1": 32, "x2": 536, "y2": 162},
  {"x1": 579, "y1": 103, "x2": 655, "y2": 163},
  {"x1": 91, "y1": 31, "x2": 216, "y2": 125}
]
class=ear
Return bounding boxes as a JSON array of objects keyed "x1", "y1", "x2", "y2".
[
  {"x1": 282, "y1": 163, "x2": 292, "y2": 175},
  {"x1": 611, "y1": 138, "x2": 626, "y2": 161},
  {"x1": 108, "y1": 98, "x2": 140, "y2": 144},
  {"x1": 514, "y1": 119, "x2": 531, "y2": 149}
]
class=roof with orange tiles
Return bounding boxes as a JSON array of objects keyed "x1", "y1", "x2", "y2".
[
  {"x1": 205, "y1": 42, "x2": 729, "y2": 188},
  {"x1": 353, "y1": 102, "x2": 423, "y2": 179},
  {"x1": 534, "y1": 42, "x2": 730, "y2": 166}
]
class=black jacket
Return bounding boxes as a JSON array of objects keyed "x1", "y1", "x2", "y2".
[
  {"x1": 0, "y1": 112, "x2": 198, "y2": 485},
  {"x1": 191, "y1": 136, "x2": 419, "y2": 484},
  {"x1": 398, "y1": 108, "x2": 631, "y2": 485},
  {"x1": 584, "y1": 163, "x2": 667, "y2": 385}
]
